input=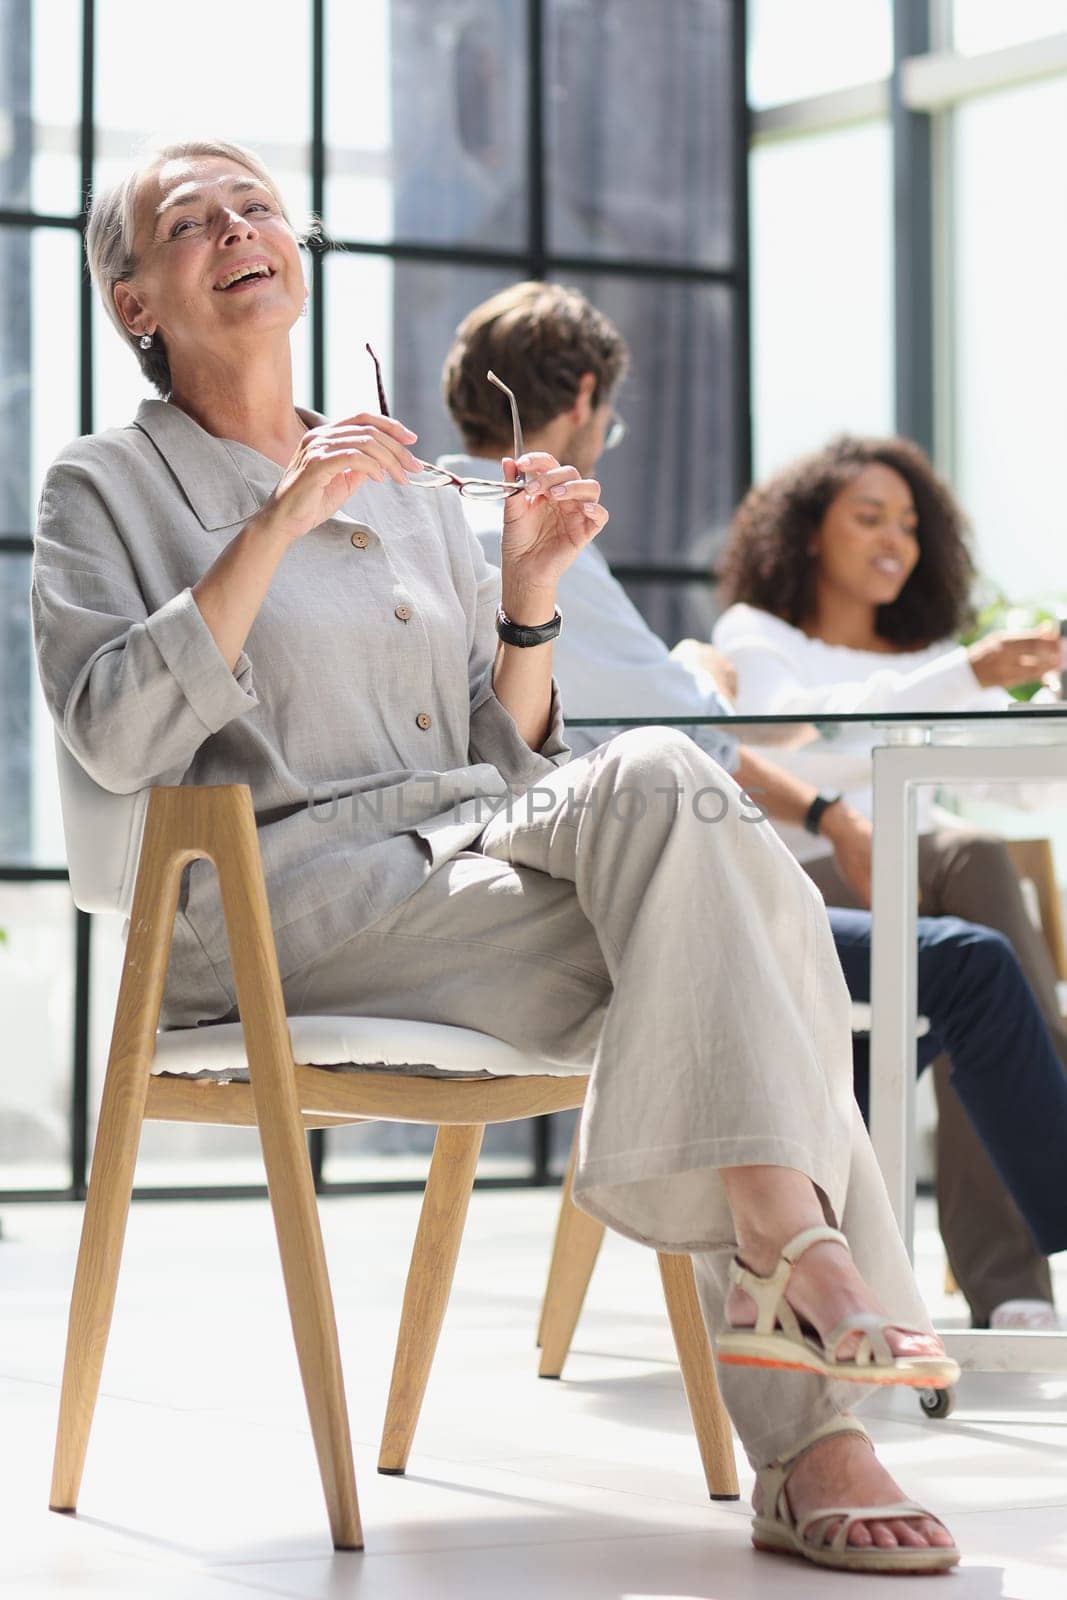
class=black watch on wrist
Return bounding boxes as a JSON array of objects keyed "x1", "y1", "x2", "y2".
[
  {"x1": 495, "y1": 603, "x2": 563, "y2": 648},
  {"x1": 804, "y1": 790, "x2": 844, "y2": 836}
]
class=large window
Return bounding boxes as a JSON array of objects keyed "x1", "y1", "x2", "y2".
[
  {"x1": 0, "y1": 0, "x2": 748, "y2": 1200},
  {"x1": 951, "y1": 0, "x2": 1067, "y2": 54},
  {"x1": 747, "y1": 0, "x2": 895, "y2": 479},
  {"x1": 749, "y1": 120, "x2": 893, "y2": 477},
  {"x1": 950, "y1": 73, "x2": 1067, "y2": 599},
  {"x1": 747, "y1": 0, "x2": 1067, "y2": 598},
  {"x1": 748, "y1": 0, "x2": 892, "y2": 108}
]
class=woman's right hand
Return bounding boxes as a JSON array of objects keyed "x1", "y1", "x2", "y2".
[
  {"x1": 259, "y1": 413, "x2": 422, "y2": 544},
  {"x1": 967, "y1": 626, "x2": 1064, "y2": 690}
]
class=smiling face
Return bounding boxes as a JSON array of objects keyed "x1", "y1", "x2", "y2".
[
  {"x1": 810, "y1": 462, "x2": 921, "y2": 613},
  {"x1": 113, "y1": 154, "x2": 305, "y2": 375}
]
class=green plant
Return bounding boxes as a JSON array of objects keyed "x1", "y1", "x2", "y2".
[{"x1": 958, "y1": 583, "x2": 1066, "y2": 701}]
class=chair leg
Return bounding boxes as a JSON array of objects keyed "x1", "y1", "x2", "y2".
[
  {"x1": 254, "y1": 1089, "x2": 363, "y2": 1549},
  {"x1": 657, "y1": 1253, "x2": 739, "y2": 1501},
  {"x1": 49, "y1": 1048, "x2": 149, "y2": 1515},
  {"x1": 537, "y1": 1123, "x2": 605, "y2": 1377},
  {"x1": 378, "y1": 1123, "x2": 484, "y2": 1475},
  {"x1": 536, "y1": 1121, "x2": 582, "y2": 1349},
  {"x1": 215, "y1": 805, "x2": 362, "y2": 1551}
]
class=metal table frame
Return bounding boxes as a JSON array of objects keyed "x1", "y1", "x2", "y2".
[{"x1": 870, "y1": 734, "x2": 1067, "y2": 1374}]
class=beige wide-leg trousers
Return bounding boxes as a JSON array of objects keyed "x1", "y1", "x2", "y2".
[{"x1": 285, "y1": 729, "x2": 930, "y2": 1467}]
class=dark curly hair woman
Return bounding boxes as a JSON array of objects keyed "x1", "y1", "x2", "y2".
[
  {"x1": 720, "y1": 435, "x2": 980, "y2": 650},
  {"x1": 713, "y1": 433, "x2": 1067, "y2": 1338}
]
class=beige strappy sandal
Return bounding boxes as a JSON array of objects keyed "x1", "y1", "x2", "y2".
[
  {"x1": 752, "y1": 1414, "x2": 960, "y2": 1574},
  {"x1": 715, "y1": 1225, "x2": 960, "y2": 1388}
]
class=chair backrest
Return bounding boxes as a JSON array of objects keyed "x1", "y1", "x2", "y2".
[
  {"x1": 53, "y1": 730, "x2": 149, "y2": 917},
  {"x1": 1005, "y1": 836, "x2": 1067, "y2": 983}
]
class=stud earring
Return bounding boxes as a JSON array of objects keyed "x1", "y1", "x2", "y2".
[
  {"x1": 139, "y1": 331, "x2": 153, "y2": 349},
  {"x1": 300, "y1": 294, "x2": 309, "y2": 318}
]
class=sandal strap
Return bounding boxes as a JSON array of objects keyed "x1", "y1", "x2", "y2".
[
  {"x1": 780, "y1": 1225, "x2": 849, "y2": 1264},
  {"x1": 757, "y1": 1414, "x2": 872, "y2": 1522},
  {"x1": 824, "y1": 1311, "x2": 896, "y2": 1367},
  {"x1": 797, "y1": 1500, "x2": 948, "y2": 1555},
  {"x1": 823, "y1": 1313, "x2": 938, "y2": 1368},
  {"x1": 728, "y1": 1255, "x2": 801, "y2": 1336},
  {"x1": 728, "y1": 1226, "x2": 849, "y2": 1337}
]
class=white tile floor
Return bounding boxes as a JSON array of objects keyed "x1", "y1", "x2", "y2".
[{"x1": 1, "y1": 1188, "x2": 1065, "y2": 1599}]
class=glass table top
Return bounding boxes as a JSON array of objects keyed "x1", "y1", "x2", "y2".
[{"x1": 565, "y1": 706, "x2": 1067, "y2": 748}]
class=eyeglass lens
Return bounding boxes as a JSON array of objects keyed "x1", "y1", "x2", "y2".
[
  {"x1": 605, "y1": 413, "x2": 627, "y2": 451},
  {"x1": 364, "y1": 343, "x2": 526, "y2": 497}
]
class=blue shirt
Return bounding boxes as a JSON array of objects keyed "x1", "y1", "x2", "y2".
[{"x1": 438, "y1": 454, "x2": 739, "y2": 775}]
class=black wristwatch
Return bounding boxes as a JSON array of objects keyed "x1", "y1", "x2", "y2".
[
  {"x1": 804, "y1": 790, "x2": 844, "y2": 836},
  {"x1": 495, "y1": 603, "x2": 563, "y2": 648}
]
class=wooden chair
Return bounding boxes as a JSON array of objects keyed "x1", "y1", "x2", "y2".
[
  {"x1": 49, "y1": 742, "x2": 737, "y2": 1550},
  {"x1": 1006, "y1": 837, "x2": 1067, "y2": 986},
  {"x1": 539, "y1": 1126, "x2": 738, "y2": 1502}
]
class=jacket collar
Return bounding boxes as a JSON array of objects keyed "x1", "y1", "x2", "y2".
[{"x1": 133, "y1": 398, "x2": 324, "y2": 531}]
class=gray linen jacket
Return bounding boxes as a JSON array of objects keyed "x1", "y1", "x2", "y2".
[{"x1": 32, "y1": 398, "x2": 570, "y2": 1026}]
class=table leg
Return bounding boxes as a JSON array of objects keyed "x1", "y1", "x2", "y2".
[
  {"x1": 866, "y1": 739, "x2": 1067, "y2": 1375},
  {"x1": 870, "y1": 747, "x2": 920, "y2": 1252}
]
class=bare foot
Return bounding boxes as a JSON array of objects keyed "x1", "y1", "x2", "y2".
[
  {"x1": 725, "y1": 1238, "x2": 947, "y2": 1365},
  {"x1": 753, "y1": 1428, "x2": 955, "y2": 1551}
]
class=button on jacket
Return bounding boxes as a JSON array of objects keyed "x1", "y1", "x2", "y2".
[{"x1": 32, "y1": 401, "x2": 569, "y2": 1026}]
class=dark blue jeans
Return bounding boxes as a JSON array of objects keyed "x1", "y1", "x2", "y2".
[{"x1": 829, "y1": 907, "x2": 1067, "y2": 1260}]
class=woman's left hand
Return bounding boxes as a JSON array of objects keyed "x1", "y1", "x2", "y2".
[{"x1": 499, "y1": 451, "x2": 609, "y2": 594}]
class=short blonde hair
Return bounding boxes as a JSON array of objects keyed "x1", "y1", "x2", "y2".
[{"x1": 85, "y1": 137, "x2": 317, "y2": 399}]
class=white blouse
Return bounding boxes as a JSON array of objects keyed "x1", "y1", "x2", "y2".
[{"x1": 711, "y1": 603, "x2": 1009, "y2": 861}]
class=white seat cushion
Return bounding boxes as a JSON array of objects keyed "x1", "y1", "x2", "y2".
[
  {"x1": 154, "y1": 1010, "x2": 926, "y2": 1082},
  {"x1": 152, "y1": 1014, "x2": 583, "y2": 1082},
  {"x1": 850, "y1": 1003, "x2": 930, "y2": 1039}
]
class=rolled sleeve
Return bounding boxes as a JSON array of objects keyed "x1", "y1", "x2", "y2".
[
  {"x1": 469, "y1": 670, "x2": 570, "y2": 788},
  {"x1": 144, "y1": 588, "x2": 257, "y2": 734}
]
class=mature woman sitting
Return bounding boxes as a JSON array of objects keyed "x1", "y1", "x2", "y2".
[
  {"x1": 714, "y1": 436, "x2": 1067, "y2": 1332},
  {"x1": 32, "y1": 140, "x2": 959, "y2": 1575}
]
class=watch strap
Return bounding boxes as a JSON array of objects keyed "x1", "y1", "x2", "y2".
[
  {"x1": 804, "y1": 790, "x2": 844, "y2": 836},
  {"x1": 495, "y1": 604, "x2": 563, "y2": 648}
]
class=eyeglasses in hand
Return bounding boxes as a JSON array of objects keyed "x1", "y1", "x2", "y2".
[{"x1": 365, "y1": 343, "x2": 528, "y2": 502}]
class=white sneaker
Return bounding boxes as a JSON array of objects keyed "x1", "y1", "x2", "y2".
[{"x1": 988, "y1": 1299, "x2": 1059, "y2": 1330}]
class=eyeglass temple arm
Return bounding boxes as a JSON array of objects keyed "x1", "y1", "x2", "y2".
[
  {"x1": 366, "y1": 350, "x2": 523, "y2": 491},
  {"x1": 487, "y1": 371, "x2": 525, "y2": 482},
  {"x1": 365, "y1": 343, "x2": 391, "y2": 417}
]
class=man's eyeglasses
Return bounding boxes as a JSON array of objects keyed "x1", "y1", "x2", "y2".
[
  {"x1": 604, "y1": 412, "x2": 627, "y2": 452},
  {"x1": 366, "y1": 343, "x2": 527, "y2": 502}
]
